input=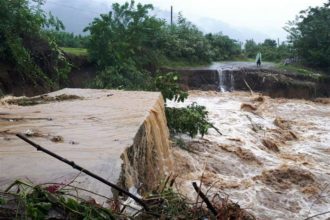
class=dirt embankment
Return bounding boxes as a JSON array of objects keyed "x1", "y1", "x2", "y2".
[
  {"x1": 165, "y1": 66, "x2": 330, "y2": 99},
  {"x1": 0, "y1": 53, "x2": 96, "y2": 97}
]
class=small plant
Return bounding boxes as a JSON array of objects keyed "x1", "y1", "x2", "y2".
[
  {"x1": 154, "y1": 72, "x2": 188, "y2": 102},
  {"x1": 154, "y1": 72, "x2": 216, "y2": 138},
  {"x1": 1, "y1": 180, "x2": 117, "y2": 220},
  {"x1": 166, "y1": 102, "x2": 212, "y2": 138}
]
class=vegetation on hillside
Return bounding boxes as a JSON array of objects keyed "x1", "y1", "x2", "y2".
[
  {"x1": 82, "y1": 1, "x2": 242, "y2": 89},
  {"x1": 285, "y1": 0, "x2": 330, "y2": 71},
  {"x1": 0, "y1": 0, "x2": 70, "y2": 89}
]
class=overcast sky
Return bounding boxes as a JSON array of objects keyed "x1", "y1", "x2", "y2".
[{"x1": 112, "y1": 0, "x2": 327, "y2": 39}]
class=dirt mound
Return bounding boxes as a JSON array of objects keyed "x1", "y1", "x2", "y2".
[
  {"x1": 219, "y1": 144, "x2": 262, "y2": 165},
  {"x1": 255, "y1": 166, "x2": 317, "y2": 191}
]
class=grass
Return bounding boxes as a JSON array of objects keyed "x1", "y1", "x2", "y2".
[
  {"x1": 160, "y1": 58, "x2": 210, "y2": 68},
  {"x1": 275, "y1": 63, "x2": 323, "y2": 79},
  {"x1": 61, "y1": 47, "x2": 88, "y2": 56}
]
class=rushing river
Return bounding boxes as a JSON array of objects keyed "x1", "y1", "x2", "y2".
[{"x1": 168, "y1": 91, "x2": 330, "y2": 220}]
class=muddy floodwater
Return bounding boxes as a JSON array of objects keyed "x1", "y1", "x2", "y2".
[{"x1": 168, "y1": 91, "x2": 330, "y2": 220}]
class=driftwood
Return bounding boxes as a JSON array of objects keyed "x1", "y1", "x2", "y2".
[
  {"x1": 16, "y1": 133, "x2": 149, "y2": 211},
  {"x1": 243, "y1": 79, "x2": 254, "y2": 96},
  {"x1": 202, "y1": 119, "x2": 223, "y2": 135},
  {"x1": 192, "y1": 182, "x2": 217, "y2": 216}
]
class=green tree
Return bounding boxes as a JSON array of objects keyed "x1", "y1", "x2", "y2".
[
  {"x1": 285, "y1": 1, "x2": 330, "y2": 69},
  {"x1": 162, "y1": 13, "x2": 212, "y2": 64},
  {"x1": 84, "y1": 0, "x2": 166, "y2": 88},
  {"x1": 244, "y1": 39, "x2": 259, "y2": 58},
  {"x1": 47, "y1": 31, "x2": 89, "y2": 48},
  {"x1": 262, "y1": 39, "x2": 277, "y2": 48},
  {"x1": 85, "y1": 0, "x2": 164, "y2": 70},
  {"x1": 206, "y1": 33, "x2": 241, "y2": 61}
]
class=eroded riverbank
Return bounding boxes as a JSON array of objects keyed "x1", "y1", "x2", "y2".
[{"x1": 169, "y1": 91, "x2": 330, "y2": 220}]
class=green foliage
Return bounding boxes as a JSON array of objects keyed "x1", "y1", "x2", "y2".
[
  {"x1": 154, "y1": 72, "x2": 188, "y2": 102},
  {"x1": 48, "y1": 31, "x2": 89, "y2": 48},
  {"x1": 285, "y1": 1, "x2": 330, "y2": 70},
  {"x1": 3, "y1": 180, "x2": 116, "y2": 219},
  {"x1": 84, "y1": 0, "x2": 166, "y2": 88},
  {"x1": 61, "y1": 47, "x2": 88, "y2": 56},
  {"x1": 244, "y1": 39, "x2": 291, "y2": 62},
  {"x1": 205, "y1": 33, "x2": 241, "y2": 61},
  {"x1": 84, "y1": 1, "x2": 242, "y2": 89},
  {"x1": 166, "y1": 103, "x2": 211, "y2": 138},
  {"x1": 91, "y1": 62, "x2": 151, "y2": 89},
  {"x1": 85, "y1": 0, "x2": 164, "y2": 70},
  {"x1": 0, "y1": 0, "x2": 70, "y2": 87},
  {"x1": 161, "y1": 13, "x2": 212, "y2": 64},
  {"x1": 153, "y1": 72, "x2": 212, "y2": 138}
]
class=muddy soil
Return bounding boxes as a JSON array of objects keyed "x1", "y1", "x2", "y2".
[{"x1": 168, "y1": 91, "x2": 330, "y2": 220}]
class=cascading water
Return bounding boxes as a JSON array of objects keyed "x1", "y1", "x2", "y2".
[
  {"x1": 217, "y1": 69, "x2": 226, "y2": 92},
  {"x1": 217, "y1": 68, "x2": 235, "y2": 92},
  {"x1": 168, "y1": 91, "x2": 330, "y2": 220}
]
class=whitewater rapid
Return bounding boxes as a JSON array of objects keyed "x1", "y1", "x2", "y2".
[{"x1": 168, "y1": 91, "x2": 330, "y2": 220}]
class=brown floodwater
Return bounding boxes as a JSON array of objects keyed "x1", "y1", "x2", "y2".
[{"x1": 168, "y1": 91, "x2": 330, "y2": 220}]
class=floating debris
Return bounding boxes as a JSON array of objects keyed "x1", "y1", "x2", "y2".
[{"x1": 5, "y1": 94, "x2": 83, "y2": 106}]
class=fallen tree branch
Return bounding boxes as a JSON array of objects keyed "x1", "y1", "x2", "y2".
[
  {"x1": 192, "y1": 182, "x2": 217, "y2": 216},
  {"x1": 208, "y1": 122, "x2": 223, "y2": 136},
  {"x1": 202, "y1": 119, "x2": 222, "y2": 135},
  {"x1": 16, "y1": 133, "x2": 149, "y2": 212}
]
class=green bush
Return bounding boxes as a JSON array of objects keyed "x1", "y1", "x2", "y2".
[
  {"x1": 154, "y1": 72, "x2": 188, "y2": 102},
  {"x1": 166, "y1": 103, "x2": 211, "y2": 138}
]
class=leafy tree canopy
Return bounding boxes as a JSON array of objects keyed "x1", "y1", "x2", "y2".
[{"x1": 285, "y1": 1, "x2": 330, "y2": 69}]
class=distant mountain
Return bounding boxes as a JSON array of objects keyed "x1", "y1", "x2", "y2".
[{"x1": 43, "y1": 0, "x2": 269, "y2": 42}]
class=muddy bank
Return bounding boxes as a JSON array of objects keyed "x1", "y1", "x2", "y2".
[
  {"x1": 0, "y1": 53, "x2": 97, "y2": 97},
  {"x1": 168, "y1": 91, "x2": 330, "y2": 220},
  {"x1": 164, "y1": 66, "x2": 330, "y2": 99},
  {"x1": 161, "y1": 67, "x2": 219, "y2": 91},
  {"x1": 0, "y1": 63, "x2": 51, "y2": 97},
  {"x1": 65, "y1": 53, "x2": 97, "y2": 88},
  {"x1": 0, "y1": 89, "x2": 172, "y2": 200}
]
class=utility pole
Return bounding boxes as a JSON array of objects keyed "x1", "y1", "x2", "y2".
[{"x1": 171, "y1": 6, "x2": 173, "y2": 25}]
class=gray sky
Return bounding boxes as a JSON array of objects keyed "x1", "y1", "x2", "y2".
[{"x1": 113, "y1": 0, "x2": 327, "y2": 39}]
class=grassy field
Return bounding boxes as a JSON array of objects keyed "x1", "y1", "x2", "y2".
[{"x1": 61, "y1": 47, "x2": 88, "y2": 56}]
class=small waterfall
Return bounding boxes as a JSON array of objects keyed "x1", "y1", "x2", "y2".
[
  {"x1": 217, "y1": 68, "x2": 235, "y2": 92},
  {"x1": 230, "y1": 72, "x2": 235, "y2": 91},
  {"x1": 217, "y1": 69, "x2": 226, "y2": 92}
]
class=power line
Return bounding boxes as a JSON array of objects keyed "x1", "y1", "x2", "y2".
[{"x1": 45, "y1": 0, "x2": 108, "y2": 16}]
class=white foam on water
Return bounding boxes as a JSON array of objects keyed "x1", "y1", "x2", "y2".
[{"x1": 168, "y1": 91, "x2": 330, "y2": 220}]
